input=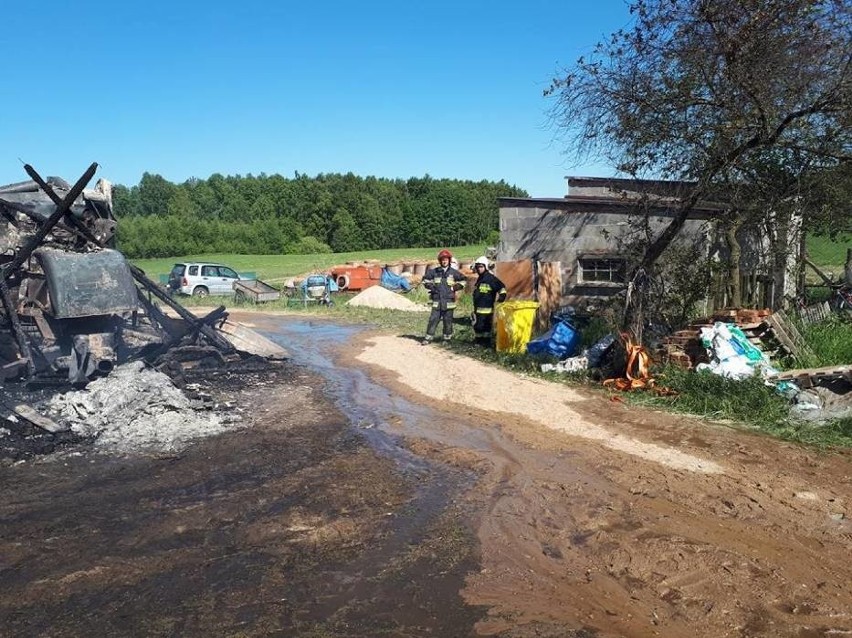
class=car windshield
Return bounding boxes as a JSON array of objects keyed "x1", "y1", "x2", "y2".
[{"x1": 170, "y1": 264, "x2": 185, "y2": 277}]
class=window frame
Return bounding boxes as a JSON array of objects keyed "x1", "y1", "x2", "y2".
[{"x1": 577, "y1": 256, "x2": 627, "y2": 286}]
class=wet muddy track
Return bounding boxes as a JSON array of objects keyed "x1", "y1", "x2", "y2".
[
  {"x1": 0, "y1": 320, "x2": 487, "y2": 637},
  {"x1": 3, "y1": 314, "x2": 852, "y2": 637}
]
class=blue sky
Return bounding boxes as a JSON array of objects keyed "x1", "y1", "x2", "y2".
[{"x1": 0, "y1": 0, "x2": 632, "y2": 197}]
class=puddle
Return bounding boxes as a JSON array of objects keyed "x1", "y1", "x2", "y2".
[{"x1": 262, "y1": 319, "x2": 501, "y2": 463}]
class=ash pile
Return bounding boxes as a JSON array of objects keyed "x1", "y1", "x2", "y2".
[{"x1": 1, "y1": 163, "x2": 288, "y2": 461}]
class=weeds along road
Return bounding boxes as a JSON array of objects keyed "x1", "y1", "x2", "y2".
[{"x1": 2, "y1": 312, "x2": 851, "y2": 637}]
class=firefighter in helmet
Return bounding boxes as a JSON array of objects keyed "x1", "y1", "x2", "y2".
[
  {"x1": 471, "y1": 256, "x2": 507, "y2": 345},
  {"x1": 421, "y1": 249, "x2": 466, "y2": 344}
]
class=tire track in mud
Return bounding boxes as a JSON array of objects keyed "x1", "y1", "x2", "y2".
[{"x1": 347, "y1": 331, "x2": 852, "y2": 638}]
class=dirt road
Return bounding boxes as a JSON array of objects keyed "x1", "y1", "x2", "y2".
[
  {"x1": 351, "y1": 332, "x2": 852, "y2": 637},
  {"x1": 2, "y1": 314, "x2": 851, "y2": 637}
]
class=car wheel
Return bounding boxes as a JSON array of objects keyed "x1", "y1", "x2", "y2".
[
  {"x1": 192, "y1": 286, "x2": 209, "y2": 297},
  {"x1": 234, "y1": 290, "x2": 247, "y2": 303}
]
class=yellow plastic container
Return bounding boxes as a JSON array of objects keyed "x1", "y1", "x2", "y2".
[{"x1": 494, "y1": 300, "x2": 540, "y2": 353}]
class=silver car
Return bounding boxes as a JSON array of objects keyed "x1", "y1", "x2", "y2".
[{"x1": 168, "y1": 262, "x2": 241, "y2": 297}]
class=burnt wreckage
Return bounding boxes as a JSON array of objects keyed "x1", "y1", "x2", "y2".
[{"x1": 1, "y1": 163, "x2": 283, "y2": 384}]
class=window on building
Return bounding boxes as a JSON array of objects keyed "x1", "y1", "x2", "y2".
[{"x1": 578, "y1": 257, "x2": 627, "y2": 284}]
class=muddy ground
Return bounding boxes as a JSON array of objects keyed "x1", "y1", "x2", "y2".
[{"x1": 1, "y1": 313, "x2": 851, "y2": 637}]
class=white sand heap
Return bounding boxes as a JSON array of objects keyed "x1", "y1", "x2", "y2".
[{"x1": 346, "y1": 285, "x2": 428, "y2": 312}]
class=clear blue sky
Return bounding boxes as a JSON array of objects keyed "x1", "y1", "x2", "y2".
[{"x1": 0, "y1": 0, "x2": 632, "y2": 197}]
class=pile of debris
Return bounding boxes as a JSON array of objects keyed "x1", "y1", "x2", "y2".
[
  {"x1": 657, "y1": 307, "x2": 809, "y2": 369},
  {"x1": 0, "y1": 163, "x2": 289, "y2": 460},
  {"x1": 0, "y1": 162, "x2": 285, "y2": 386}
]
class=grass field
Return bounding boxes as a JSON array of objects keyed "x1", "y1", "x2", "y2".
[
  {"x1": 132, "y1": 234, "x2": 849, "y2": 282},
  {"x1": 807, "y1": 233, "x2": 851, "y2": 270},
  {"x1": 132, "y1": 245, "x2": 488, "y2": 283}
]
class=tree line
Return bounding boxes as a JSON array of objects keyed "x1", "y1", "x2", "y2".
[{"x1": 113, "y1": 172, "x2": 527, "y2": 258}]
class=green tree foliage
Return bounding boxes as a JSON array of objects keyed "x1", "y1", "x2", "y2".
[
  {"x1": 114, "y1": 172, "x2": 527, "y2": 257},
  {"x1": 548, "y1": 0, "x2": 852, "y2": 267},
  {"x1": 548, "y1": 0, "x2": 851, "y2": 328}
]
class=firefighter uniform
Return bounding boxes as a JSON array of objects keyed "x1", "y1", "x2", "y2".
[
  {"x1": 422, "y1": 261, "x2": 466, "y2": 342},
  {"x1": 472, "y1": 270, "x2": 507, "y2": 343}
]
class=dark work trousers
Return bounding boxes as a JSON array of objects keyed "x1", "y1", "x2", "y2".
[
  {"x1": 473, "y1": 310, "x2": 494, "y2": 340},
  {"x1": 426, "y1": 305, "x2": 454, "y2": 339}
]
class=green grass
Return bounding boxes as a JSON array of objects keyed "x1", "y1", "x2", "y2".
[
  {"x1": 806, "y1": 233, "x2": 851, "y2": 270},
  {"x1": 634, "y1": 366, "x2": 791, "y2": 427},
  {"x1": 131, "y1": 245, "x2": 487, "y2": 284},
  {"x1": 800, "y1": 315, "x2": 852, "y2": 367},
  {"x1": 624, "y1": 366, "x2": 852, "y2": 448}
]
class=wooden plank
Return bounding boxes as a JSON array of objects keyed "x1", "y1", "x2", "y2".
[
  {"x1": 799, "y1": 301, "x2": 831, "y2": 325},
  {"x1": 494, "y1": 260, "x2": 535, "y2": 299},
  {"x1": 535, "y1": 261, "x2": 562, "y2": 332},
  {"x1": 13, "y1": 404, "x2": 68, "y2": 433},
  {"x1": 773, "y1": 364, "x2": 852, "y2": 382},
  {"x1": 765, "y1": 311, "x2": 814, "y2": 361},
  {"x1": 764, "y1": 317, "x2": 798, "y2": 357}
]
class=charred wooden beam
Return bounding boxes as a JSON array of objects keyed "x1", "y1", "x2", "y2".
[
  {"x1": 0, "y1": 279, "x2": 35, "y2": 376},
  {"x1": 23, "y1": 164, "x2": 104, "y2": 247},
  {"x1": 198, "y1": 305, "x2": 228, "y2": 326},
  {"x1": 25, "y1": 164, "x2": 236, "y2": 355},
  {"x1": 129, "y1": 273, "x2": 235, "y2": 353},
  {"x1": 1, "y1": 163, "x2": 98, "y2": 281},
  {"x1": 0, "y1": 196, "x2": 96, "y2": 245}
]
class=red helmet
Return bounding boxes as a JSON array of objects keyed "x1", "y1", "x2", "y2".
[{"x1": 437, "y1": 249, "x2": 452, "y2": 260}]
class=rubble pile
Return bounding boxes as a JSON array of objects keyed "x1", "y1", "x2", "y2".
[
  {"x1": 658, "y1": 307, "x2": 797, "y2": 369},
  {"x1": 46, "y1": 361, "x2": 240, "y2": 455},
  {"x1": 1, "y1": 163, "x2": 285, "y2": 386},
  {"x1": 1, "y1": 163, "x2": 289, "y2": 461}
]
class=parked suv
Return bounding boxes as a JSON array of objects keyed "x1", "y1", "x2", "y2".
[{"x1": 168, "y1": 262, "x2": 240, "y2": 297}]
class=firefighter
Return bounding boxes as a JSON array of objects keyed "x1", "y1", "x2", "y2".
[
  {"x1": 471, "y1": 256, "x2": 507, "y2": 345},
  {"x1": 422, "y1": 249, "x2": 466, "y2": 344}
]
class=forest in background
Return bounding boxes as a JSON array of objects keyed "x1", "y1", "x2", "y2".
[{"x1": 113, "y1": 172, "x2": 527, "y2": 258}]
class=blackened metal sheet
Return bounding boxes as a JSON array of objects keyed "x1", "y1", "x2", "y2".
[{"x1": 35, "y1": 249, "x2": 137, "y2": 318}]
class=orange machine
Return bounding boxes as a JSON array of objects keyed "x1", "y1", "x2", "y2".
[{"x1": 330, "y1": 265, "x2": 384, "y2": 292}]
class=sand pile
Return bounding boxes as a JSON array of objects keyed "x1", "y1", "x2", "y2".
[{"x1": 347, "y1": 285, "x2": 428, "y2": 312}]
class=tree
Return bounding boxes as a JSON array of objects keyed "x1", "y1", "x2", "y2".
[
  {"x1": 137, "y1": 173, "x2": 176, "y2": 217},
  {"x1": 549, "y1": 0, "x2": 852, "y2": 321}
]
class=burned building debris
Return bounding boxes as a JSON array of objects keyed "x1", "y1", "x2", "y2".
[
  {"x1": 1, "y1": 163, "x2": 288, "y2": 461},
  {"x1": 0, "y1": 163, "x2": 286, "y2": 386}
]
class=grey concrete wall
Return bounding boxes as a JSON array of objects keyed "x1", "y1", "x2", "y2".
[{"x1": 498, "y1": 201, "x2": 776, "y2": 306}]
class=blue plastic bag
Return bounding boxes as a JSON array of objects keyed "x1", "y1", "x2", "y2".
[{"x1": 526, "y1": 321, "x2": 581, "y2": 359}]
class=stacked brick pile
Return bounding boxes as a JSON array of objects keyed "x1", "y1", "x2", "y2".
[{"x1": 658, "y1": 308, "x2": 772, "y2": 369}]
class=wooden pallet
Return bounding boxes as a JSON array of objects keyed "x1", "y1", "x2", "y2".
[
  {"x1": 798, "y1": 301, "x2": 832, "y2": 325},
  {"x1": 772, "y1": 365, "x2": 852, "y2": 389},
  {"x1": 764, "y1": 310, "x2": 813, "y2": 361}
]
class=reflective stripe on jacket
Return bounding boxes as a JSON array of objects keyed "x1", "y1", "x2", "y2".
[
  {"x1": 472, "y1": 272, "x2": 507, "y2": 312},
  {"x1": 423, "y1": 265, "x2": 465, "y2": 309}
]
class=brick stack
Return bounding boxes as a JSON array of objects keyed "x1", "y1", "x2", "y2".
[{"x1": 657, "y1": 308, "x2": 773, "y2": 369}]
